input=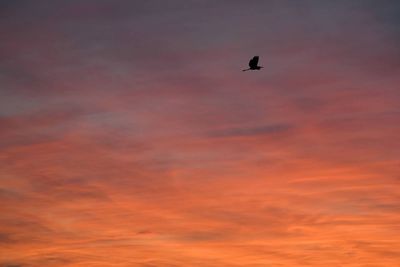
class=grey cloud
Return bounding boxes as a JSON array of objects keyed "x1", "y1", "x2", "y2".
[
  {"x1": 0, "y1": 233, "x2": 13, "y2": 243},
  {"x1": 208, "y1": 123, "x2": 293, "y2": 138}
]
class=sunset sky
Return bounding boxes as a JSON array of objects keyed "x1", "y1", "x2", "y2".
[{"x1": 1, "y1": 1, "x2": 399, "y2": 266}]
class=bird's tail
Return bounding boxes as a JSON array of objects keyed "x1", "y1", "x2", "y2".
[{"x1": 242, "y1": 68, "x2": 250, "y2": 72}]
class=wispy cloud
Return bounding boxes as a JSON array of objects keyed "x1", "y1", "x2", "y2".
[{"x1": 208, "y1": 123, "x2": 293, "y2": 138}]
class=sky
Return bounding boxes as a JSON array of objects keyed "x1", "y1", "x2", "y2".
[{"x1": 0, "y1": 1, "x2": 399, "y2": 266}]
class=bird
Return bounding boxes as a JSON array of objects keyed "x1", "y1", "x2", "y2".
[{"x1": 242, "y1": 56, "x2": 263, "y2": 71}]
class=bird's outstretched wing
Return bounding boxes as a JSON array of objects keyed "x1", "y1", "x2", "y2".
[{"x1": 249, "y1": 56, "x2": 259, "y2": 68}]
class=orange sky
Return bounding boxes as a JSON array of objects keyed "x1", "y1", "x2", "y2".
[{"x1": 1, "y1": 1, "x2": 399, "y2": 266}]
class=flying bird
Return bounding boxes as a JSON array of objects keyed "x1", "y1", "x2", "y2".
[{"x1": 242, "y1": 56, "x2": 263, "y2": 71}]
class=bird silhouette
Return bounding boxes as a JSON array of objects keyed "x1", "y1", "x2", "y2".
[{"x1": 242, "y1": 56, "x2": 263, "y2": 71}]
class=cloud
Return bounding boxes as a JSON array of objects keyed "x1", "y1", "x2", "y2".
[
  {"x1": 0, "y1": 233, "x2": 13, "y2": 243},
  {"x1": 0, "y1": 107, "x2": 92, "y2": 150},
  {"x1": 207, "y1": 123, "x2": 293, "y2": 138},
  {"x1": 0, "y1": 264, "x2": 24, "y2": 267},
  {"x1": 0, "y1": 1, "x2": 399, "y2": 266}
]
